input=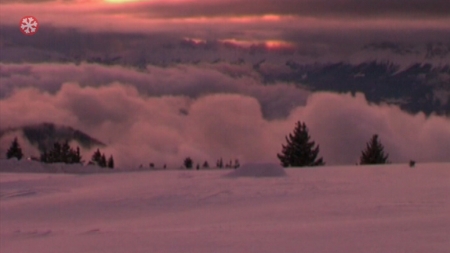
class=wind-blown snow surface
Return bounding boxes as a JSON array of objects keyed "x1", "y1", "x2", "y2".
[
  {"x1": 1, "y1": 163, "x2": 449, "y2": 253},
  {"x1": 226, "y1": 163, "x2": 287, "y2": 178}
]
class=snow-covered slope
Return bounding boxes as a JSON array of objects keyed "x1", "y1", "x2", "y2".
[
  {"x1": 1, "y1": 162, "x2": 449, "y2": 253},
  {"x1": 0, "y1": 159, "x2": 112, "y2": 174},
  {"x1": 225, "y1": 163, "x2": 287, "y2": 177}
]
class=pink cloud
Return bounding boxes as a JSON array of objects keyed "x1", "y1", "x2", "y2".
[{"x1": 1, "y1": 82, "x2": 449, "y2": 168}]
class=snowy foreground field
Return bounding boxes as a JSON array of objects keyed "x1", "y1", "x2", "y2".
[{"x1": 1, "y1": 162, "x2": 449, "y2": 253}]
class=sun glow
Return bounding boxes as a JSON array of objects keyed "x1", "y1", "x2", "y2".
[
  {"x1": 104, "y1": 0, "x2": 145, "y2": 3},
  {"x1": 265, "y1": 40, "x2": 295, "y2": 49},
  {"x1": 219, "y1": 39, "x2": 296, "y2": 52}
]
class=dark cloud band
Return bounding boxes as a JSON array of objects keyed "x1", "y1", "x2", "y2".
[{"x1": 116, "y1": 0, "x2": 450, "y2": 19}]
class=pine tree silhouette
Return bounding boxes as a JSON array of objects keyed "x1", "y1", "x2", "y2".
[
  {"x1": 100, "y1": 154, "x2": 107, "y2": 168},
  {"x1": 50, "y1": 142, "x2": 62, "y2": 162},
  {"x1": 91, "y1": 149, "x2": 102, "y2": 165},
  {"x1": 233, "y1": 159, "x2": 240, "y2": 169},
  {"x1": 73, "y1": 147, "x2": 82, "y2": 163},
  {"x1": 61, "y1": 141, "x2": 71, "y2": 163},
  {"x1": 360, "y1": 134, "x2": 389, "y2": 165},
  {"x1": 107, "y1": 155, "x2": 114, "y2": 169},
  {"x1": 184, "y1": 157, "x2": 193, "y2": 169},
  {"x1": 6, "y1": 137, "x2": 24, "y2": 160},
  {"x1": 40, "y1": 150, "x2": 48, "y2": 163},
  {"x1": 216, "y1": 158, "x2": 223, "y2": 168},
  {"x1": 40, "y1": 141, "x2": 82, "y2": 164},
  {"x1": 90, "y1": 149, "x2": 109, "y2": 167},
  {"x1": 277, "y1": 121, "x2": 324, "y2": 167}
]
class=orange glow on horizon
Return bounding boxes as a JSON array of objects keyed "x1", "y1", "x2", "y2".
[
  {"x1": 265, "y1": 40, "x2": 295, "y2": 49},
  {"x1": 220, "y1": 39, "x2": 254, "y2": 48},
  {"x1": 104, "y1": 0, "x2": 146, "y2": 3},
  {"x1": 262, "y1": 15, "x2": 282, "y2": 21},
  {"x1": 219, "y1": 39, "x2": 296, "y2": 52}
]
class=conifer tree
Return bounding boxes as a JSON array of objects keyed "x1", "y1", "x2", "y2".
[
  {"x1": 61, "y1": 141, "x2": 71, "y2": 163},
  {"x1": 40, "y1": 141, "x2": 82, "y2": 164},
  {"x1": 6, "y1": 137, "x2": 24, "y2": 160},
  {"x1": 90, "y1": 149, "x2": 110, "y2": 168},
  {"x1": 277, "y1": 121, "x2": 325, "y2": 167},
  {"x1": 73, "y1": 147, "x2": 82, "y2": 163},
  {"x1": 61, "y1": 141, "x2": 81, "y2": 163},
  {"x1": 360, "y1": 134, "x2": 389, "y2": 165},
  {"x1": 234, "y1": 159, "x2": 240, "y2": 169},
  {"x1": 184, "y1": 157, "x2": 193, "y2": 169},
  {"x1": 40, "y1": 150, "x2": 48, "y2": 163},
  {"x1": 50, "y1": 142, "x2": 62, "y2": 162},
  {"x1": 216, "y1": 158, "x2": 223, "y2": 168},
  {"x1": 107, "y1": 155, "x2": 114, "y2": 169},
  {"x1": 91, "y1": 149, "x2": 102, "y2": 165},
  {"x1": 100, "y1": 154, "x2": 107, "y2": 168}
]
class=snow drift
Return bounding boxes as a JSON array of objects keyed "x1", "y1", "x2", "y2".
[{"x1": 225, "y1": 163, "x2": 287, "y2": 177}]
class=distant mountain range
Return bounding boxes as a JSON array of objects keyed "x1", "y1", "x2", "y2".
[
  {"x1": 0, "y1": 123, "x2": 104, "y2": 152},
  {"x1": 46, "y1": 41, "x2": 450, "y2": 118},
  {"x1": 260, "y1": 61, "x2": 450, "y2": 116},
  {"x1": 363, "y1": 42, "x2": 450, "y2": 59},
  {"x1": 1, "y1": 28, "x2": 449, "y2": 117}
]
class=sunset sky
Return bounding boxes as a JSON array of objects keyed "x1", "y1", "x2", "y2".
[
  {"x1": 1, "y1": 0, "x2": 449, "y2": 167},
  {"x1": 1, "y1": 0, "x2": 449, "y2": 65},
  {"x1": 2, "y1": 0, "x2": 450, "y2": 46}
]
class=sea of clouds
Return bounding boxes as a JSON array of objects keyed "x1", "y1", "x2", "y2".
[{"x1": 1, "y1": 63, "x2": 449, "y2": 168}]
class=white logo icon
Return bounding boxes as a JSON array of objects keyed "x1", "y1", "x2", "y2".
[{"x1": 20, "y1": 16, "x2": 39, "y2": 36}]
